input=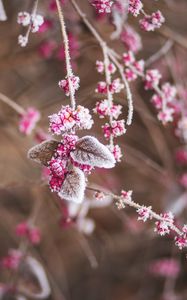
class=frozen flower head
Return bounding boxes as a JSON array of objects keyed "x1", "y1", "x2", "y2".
[
  {"x1": 103, "y1": 120, "x2": 126, "y2": 139},
  {"x1": 17, "y1": 12, "x2": 31, "y2": 26},
  {"x1": 59, "y1": 76, "x2": 80, "y2": 96},
  {"x1": 18, "y1": 34, "x2": 28, "y2": 47},
  {"x1": 92, "y1": 0, "x2": 114, "y2": 14},
  {"x1": 157, "y1": 108, "x2": 174, "y2": 124},
  {"x1": 137, "y1": 206, "x2": 152, "y2": 222},
  {"x1": 19, "y1": 107, "x2": 40, "y2": 135},
  {"x1": 31, "y1": 14, "x2": 44, "y2": 33},
  {"x1": 94, "y1": 99, "x2": 122, "y2": 119},
  {"x1": 120, "y1": 25, "x2": 142, "y2": 53},
  {"x1": 154, "y1": 212, "x2": 174, "y2": 236},
  {"x1": 128, "y1": 0, "x2": 143, "y2": 17},
  {"x1": 116, "y1": 190, "x2": 133, "y2": 209},
  {"x1": 140, "y1": 10, "x2": 165, "y2": 32},
  {"x1": 49, "y1": 105, "x2": 93, "y2": 135},
  {"x1": 145, "y1": 69, "x2": 162, "y2": 90}
]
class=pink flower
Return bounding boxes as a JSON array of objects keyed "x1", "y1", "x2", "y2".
[
  {"x1": 102, "y1": 120, "x2": 126, "y2": 139},
  {"x1": 120, "y1": 25, "x2": 142, "y2": 53},
  {"x1": 157, "y1": 108, "x2": 174, "y2": 124},
  {"x1": 49, "y1": 158, "x2": 67, "y2": 177},
  {"x1": 96, "y1": 61, "x2": 116, "y2": 74},
  {"x1": 19, "y1": 107, "x2": 40, "y2": 135},
  {"x1": 123, "y1": 51, "x2": 135, "y2": 66},
  {"x1": 58, "y1": 76, "x2": 80, "y2": 96},
  {"x1": 175, "y1": 235, "x2": 187, "y2": 250},
  {"x1": 49, "y1": 174, "x2": 64, "y2": 192},
  {"x1": 154, "y1": 212, "x2": 174, "y2": 236},
  {"x1": 17, "y1": 12, "x2": 30, "y2": 26},
  {"x1": 28, "y1": 227, "x2": 41, "y2": 245},
  {"x1": 2, "y1": 249, "x2": 22, "y2": 270},
  {"x1": 95, "y1": 81, "x2": 107, "y2": 94},
  {"x1": 149, "y1": 258, "x2": 180, "y2": 278},
  {"x1": 128, "y1": 0, "x2": 143, "y2": 17},
  {"x1": 140, "y1": 10, "x2": 165, "y2": 32},
  {"x1": 38, "y1": 40, "x2": 57, "y2": 59},
  {"x1": 145, "y1": 69, "x2": 162, "y2": 90},
  {"x1": 116, "y1": 190, "x2": 133, "y2": 209},
  {"x1": 94, "y1": 99, "x2": 122, "y2": 119},
  {"x1": 49, "y1": 105, "x2": 93, "y2": 135},
  {"x1": 15, "y1": 222, "x2": 41, "y2": 245},
  {"x1": 92, "y1": 0, "x2": 114, "y2": 14},
  {"x1": 108, "y1": 144, "x2": 122, "y2": 162},
  {"x1": 109, "y1": 78, "x2": 124, "y2": 93},
  {"x1": 175, "y1": 148, "x2": 187, "y2": 165},
  {"x1": 137, "y1": 205, "x2": 152, "y2": 222},
  {"x1": 57, "y1": 134, "x2": 78, "y2": 158}
]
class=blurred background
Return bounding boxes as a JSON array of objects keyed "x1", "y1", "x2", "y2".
[{"x1": 0, "y1": 0, "x2": 187, "y2": 299}]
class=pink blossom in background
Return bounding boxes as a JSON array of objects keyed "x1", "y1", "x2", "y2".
[
  {"x1": 175, "y1": 148, "x2": 187, "y2": 165},
  {"x1": 38, "y1": 40, "x2": 57, "y2": 59},
  {"x1": 120, "y1": 25, "x2": 142, "y2": 53},
  {"x1": 92, "y1": 0, "x2": 114, "y2": 14},
  {"x1": 149, "y1": 258, "x2": 180, "y2": 278},
  {"x1": 1, "y1": 249, "x2": 22, "y2": 270},
  {"x1": 140, "y1": 10, "x2": 165, "y2": 32},
  {"x1": 16, "y1": 222, "x2": 41, "y2": 245},
  {"x1": 19, "y1": 107, "x2": 40, "y2": 135}
]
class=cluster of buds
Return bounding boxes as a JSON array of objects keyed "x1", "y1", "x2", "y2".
[
  {"x1": 17, "y1": 11, "x2": 44, "y2": 47},
  {"x1": 122, "y1": 51, "x2": 180, "y2": 124},
  {"x1": 91, "y1": 0, "x2": 114, "y2": 14},
  {"x1": 1, "y1": 249, "x2": 22, "y2": 270},
  {"x1": 94, "y1": 59, "x2": 125, "y2": 162},
  {"x1": 49, "y1": 105, "x2": 93, "y2": 135},
  {"x1": 128, "y1": 1, "x2": 165, "y2": 31},
  {"x1": 59, "y1": 76, "x2": 80, "y2": 96},
  {"x1": 140, "y1": 10, "x2": 165, "y2": 32},
  {"x1": 15, "y1": 221, "x2": 41, "y2": 245},
  {"x1": 19, "y1": 107, "x2": 40, "y2": 135}
]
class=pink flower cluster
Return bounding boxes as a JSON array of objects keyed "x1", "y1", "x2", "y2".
[
  {"x1": 92, "y1": 0, "x2": 114, "y2": 14},
  {"x1": 59, "y1": 76, "x2": 80, "y2": 96},
  {"x1": 96, "y1": 78, "x2": 124, "y2": 94},
  {"x1": 17, "y1": 11, "x2": 44, "y2": 32},
  {"x1": 94, "y1": 99, "x2": 122, "y2": 119},
  {"x1": 175, "y1": 224, "x2": 187, "y2": 249},
  {"x1": 49, "y1": 105, "x2": 93, "y2": 135},
  {"x1": 102, "y1": 120, "x2": 126, "y2": 139},
  {"x1": 94, "y1": 59, "x2": 125, "y2": 162},
  {"x1": 137, "y1": 205, "x2": 152, "y2": 222},
  {"x1": 122, "y1": 51, "x2": 179, "y2": 124},
  {"x1": 140, "y1": 10, "x2": 165, "y2": 32},
  {"x1": 17, "y1": 11, "x2": 44, "y2": 47},
  {"x1": 155, "y1": 212, "x2": 174, "y2": 236},
  {"x1": 1, "y1": 249, "x2": 22, "y2": 270},
  {"x1": 123, "y1": 51, "x2": 144, "y2": 82},
  {"x1": 16, "y1": 222, "x2": 41, "y2": 245},
  {"x1": 128, "y1": 0, "x2": 143, "y2": 17},
  {"x1": 120, "y1": 25, "x2": 142, "y2": 54},
  {"x1": 19, "y1": 107, "x2": 40, "y2": 135},
  {"x1": 116, "y1": 190, "x2": 133, "y2": 209}
]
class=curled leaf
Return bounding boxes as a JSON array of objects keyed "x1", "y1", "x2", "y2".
[
  {"x1": 28, "y1": 140, "x2": 59, "y2": 166},
  {"x1": 0, "y1": 0, "x2": 7, "y2": 21},
  {"x1": 58, "y1": 167, "x2": 86, "y2": 203},
  {"x1": 70, "y1": 136, "x2": 115, "y2": 168}
]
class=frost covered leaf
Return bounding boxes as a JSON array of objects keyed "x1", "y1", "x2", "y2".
[
  {"x1": 28, "y1": 140, "x2": 59, "y2": 166},
  {"x1": 58, "y1": 167, "x2": 86, "y2": 203},
  {"x1": 70, "y1": 136, "x2": 115, "y2": 168},
  {"x1": 0, "y1": 0, "x2": 7, "y2": 21}
]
